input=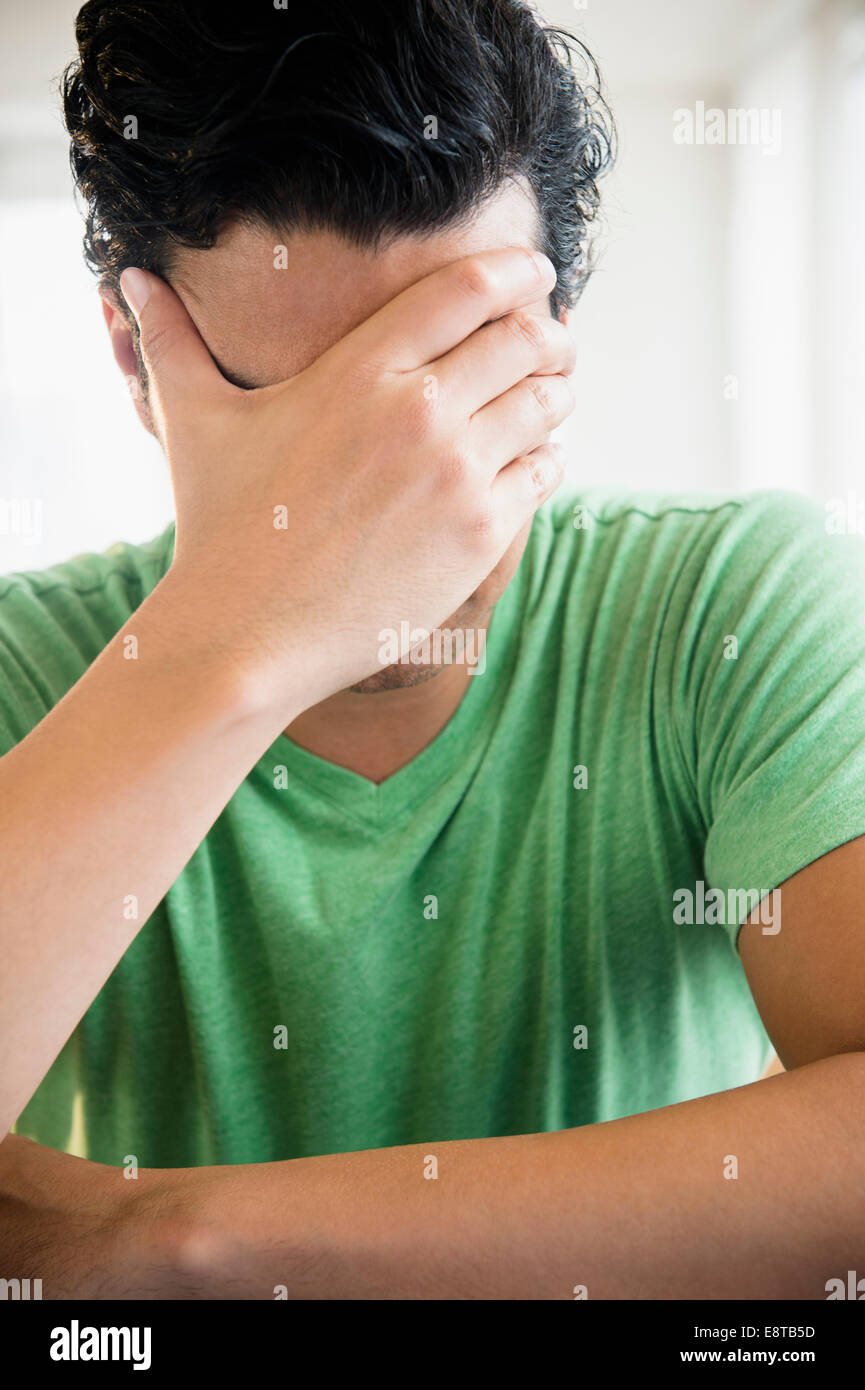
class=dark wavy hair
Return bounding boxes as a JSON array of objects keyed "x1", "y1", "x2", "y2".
[{"x1": 62, "y1": 0, "x2": 615, "y2": 320}]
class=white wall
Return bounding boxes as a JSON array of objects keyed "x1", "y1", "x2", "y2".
[
  {"x1": 0, "y1": 200, "x2": 172, "y2": 573},
  {"x1": 563, "y1": 82, "x2": 733, "y2": 493},
  {"x1": 551, "y1": 0, "x2": 865, "y2": 503},
  {"x1": 0, "y1": 0, "x2": 172, "y2": 572}
]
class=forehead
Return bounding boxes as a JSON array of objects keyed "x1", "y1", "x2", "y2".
[{"x1": 169, "y1": 179, "x2": 544, "y2": 388}]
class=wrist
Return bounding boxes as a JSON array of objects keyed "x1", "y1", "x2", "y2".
[
  {"x1": 144, "y1": 564, "x2": 310, "y2": 731},
  {"x1": 121, "y1": 1165, "x2": 212, "y2": 1298},
  {"x1": 153, "y1": 558, "x2": 315, "y2": 728},
  {"x1": 140, "y1": 1160, "x2": 322, "y2": 1299}
]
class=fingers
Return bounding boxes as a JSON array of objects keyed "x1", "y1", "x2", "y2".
[
  {"x1": 119, "y1": 267, "x2": 229, "y2": 415},
  {"x1": 434, "y1": 310, "x2": 576, "y2": 416},
  {"x1": 470, "y1": 371, "x2": 575, "y2": 470},
  {"x1": 337, "y1": 246, "x2": 558, "y2": 373},
  {"x1": 492, "y1": 442, "x2": 566, "y2": 531}
]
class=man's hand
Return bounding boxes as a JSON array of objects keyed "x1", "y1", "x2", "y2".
[{"x1": 121, "y1": 247, "x2": 575, "y2": 712}]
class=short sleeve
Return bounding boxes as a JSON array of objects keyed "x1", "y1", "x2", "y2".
[{"x1": 677, "y1": 491, "x2": 865, "y2": 946}]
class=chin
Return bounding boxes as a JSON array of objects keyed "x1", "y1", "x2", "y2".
[
  {"x1": 346, "y1": 525, "x2": 532, "y2": 695},
  {"x1": 349, "y1": 595, "x2": 490, "y2": 694}
]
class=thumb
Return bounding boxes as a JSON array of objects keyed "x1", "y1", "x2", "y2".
[{"x1": 119, "y1": 267, "x2": 225, "y2": 413}]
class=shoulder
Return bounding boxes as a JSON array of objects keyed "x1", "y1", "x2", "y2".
[
  {"x1": 541, "y1": 485, "x2": 827, "y2": 550},
  {"x1": 0, "y1": 524, "x2": 175, "y2": 747},
  {"x1": 532, "y1": 486, "x2": 863, "y2": 603}
]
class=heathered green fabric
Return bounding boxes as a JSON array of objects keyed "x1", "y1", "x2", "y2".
[{"x1": 5, "y1": 488, "x2": 865, "y2": 1166}]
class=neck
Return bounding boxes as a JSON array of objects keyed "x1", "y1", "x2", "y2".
[{"x1": 284, "y1": 653, "x2": 478, "y2": 784}]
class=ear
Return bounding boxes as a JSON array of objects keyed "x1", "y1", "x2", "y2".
[
  {"x1": 557, "y1": 306, "x2": 570, "y2": 328},
  {"x1": 99, "y1": 286, "x2": 155, "y2": 436}
]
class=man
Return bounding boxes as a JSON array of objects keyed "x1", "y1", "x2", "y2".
[{"x1": 1, "y1": 0, "x2": 864, "y2": 1300}]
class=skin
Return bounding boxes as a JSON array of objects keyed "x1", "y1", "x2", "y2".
[
  {"x1": 2, "y1": 184, "x2": 863, "y2": 1300},
  {"x1": 103, "y1": 181, "x2": 564, "y2": 781},
  {"x1": 1, "y1": 233, "x2": 571, "y2": 1143}
]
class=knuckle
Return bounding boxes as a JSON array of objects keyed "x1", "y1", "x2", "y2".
[
  {"x1": 529, "y1": 373, "x2": 573, "y2": 420},
  {"x1": 528, "y1": 377, "x2": 555, "y2": 415},
  {"x1": 465, "y1": 505, "x2": 497, "y2": 546},
  {"x1": 453, "y1": 256, "x2": 495, "y2": 303},
  {"x1": 525, "y1": 452, "x2": 548, "y2": 493},
  {"x1": 526, "y1": 445, "x2": 563, "y2": 496},
  {"x1": 504, "y1": 310, "x2": 546, "y2": 351}
]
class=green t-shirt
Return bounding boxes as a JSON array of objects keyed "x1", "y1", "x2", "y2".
[{"x1": 5, "y1": 488, "x2": 865, "y2": 1167}]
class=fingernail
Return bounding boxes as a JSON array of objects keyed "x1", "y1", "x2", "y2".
[{"x1": 120, "y1": 267, "x2": 152, "y2": 320}]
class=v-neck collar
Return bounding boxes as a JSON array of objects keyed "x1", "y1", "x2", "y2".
[
  {"x1": 151, "y1": 518, "x2": 528, "y2": 828},
  {"x1": 253, "y1": 570, "x2": 525, "y2": 827}
]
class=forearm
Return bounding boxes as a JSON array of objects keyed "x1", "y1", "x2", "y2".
[
  {"x1": 0, "y1": 568, "x2": 295, "y2": 1138},
  {"x1": 163, "y1": 1052, "x2": 865, "y2": 1299}
]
